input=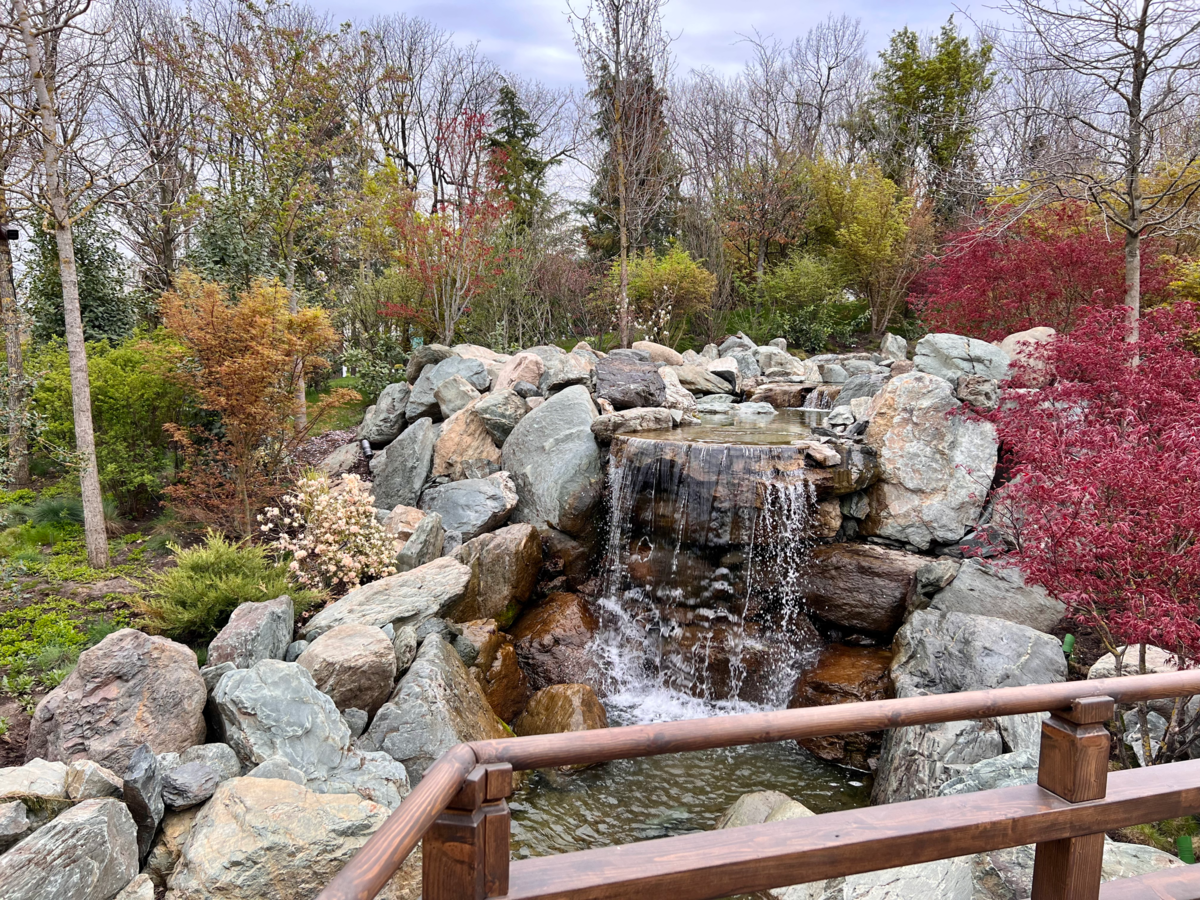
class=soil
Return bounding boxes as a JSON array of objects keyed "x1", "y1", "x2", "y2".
[
  {"x1": 1051, "y1": 619, "x2": 1109, "y2": 680},
  {"x1": 0, "y1": 696, "x2": 32, "y2": 766}
]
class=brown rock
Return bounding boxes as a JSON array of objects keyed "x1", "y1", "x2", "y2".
[
  {"x1": 814, "y1": 498, "x2": 842, "y2": 538},
  {"x1": 26, "y1": 629, "x2": 206, "y2": 774},
  {"x1": 509, "y1": 593, "x2": 599, "y2": 690},
  {"x1": 460, "y1": 620, "x2": 531, "y2": 722},
  {"x1": 449, "y1": 523, "x2": 542, "y2": 626},
  {"x1": 493, "y1": 352, "x2": 545, "y2": 393},
  {"x1": 541, "y1": 528, "x2": 593, "y2": 588},
  {"x1": 513, "y1": 684, "x2": 607, "y2": 739},
  {"x1": 889, "y1": 360, "x2": 915, "y2": 375},
  {"x1": 631, "y1": 340, "x2": 684, "y2": 366},
  {"x1": 790, "y1": 644, "x2": 893, "y2": 769},
  {"x1": 296, "y1": 624, "x2": 397, "y2": 716},
  {"x1": 802, "y1": 543, "x2": 924, "y2": 633},
  {"x1": 431, "y1": 404, "x2": 501, "y2": 480},
  {"x1": 749, "y1": 383, "x2": 819, "y2": 408},
  {"x1": 382, "y1": 505, "x2": 425, "y2": 543}
]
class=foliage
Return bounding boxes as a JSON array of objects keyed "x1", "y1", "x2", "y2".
[
  {"x1": 606, "y1": 245, "x2": 716, "y2": 346},
  {"x1": 489, "y1": 84, "x2": 556, "y2": 230},
  {"x1": 187, "y1": 192, "x2": 278, "y2": 293},
  {"x1": 916, "y1": 203, "x2": 1179, "y2": 341},
  {"x1": 27, "y1": 214, "x2": 134, "y2": 344},
  {"x1": 259, "y1": 472, "x2": 397, "y2": 592},
  {"x1": 717, "y1": 152, "x2": 810, "y2": 281},
  {"x1": 137, "y1": 531, "x2": 320, "y2": 643}
]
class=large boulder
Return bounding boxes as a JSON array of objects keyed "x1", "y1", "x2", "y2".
[
  {"x1": 420, "y1": 471, "x2": 519, "y2": 540},
  {"x1": 407, "y1": 356, "x2": 490, "y2": 420},
  {"x1": 715, "y1": 792, "x2": 824, "y2": 900},
  {"x1": 212, "y1": 660, "x2": 410, "y2": 808},
  {"x1": 405, "y1": 343, "x2": 453, "y2": 383},
  {"x1": 539, "y1": 350, "x2": 594, "y2": 394},
  {"x1": 513, "y1": 684, "x2": 607, "y2": 738},
  {"x1": 0, "y1": 799, "x2": 138, "y2": 900},
  {"x1": 502, "y1": 384, "x2": 603, "y2": 538},
  {"x1": 302, "y1": 556, "x2": 473, "y2": 640},
  {"x1": 206, "y1": 595, "x2": 294, "y2": 669},
  {"x1": 26, "y1": 629, "x2": 206, "y2": 774},
  {"x1": 164, "y1": 777, "x2": 419, "y2": 900},
  {"x1": 367, "y1": 636, "x2": 508, "y2": 784},
  {"x1": 433, "y1": 374, "x2": 481, "y2": 419},
  {"x1": 373, "y1": 418, "x2": 439, "y2": 510},
  {"x1": 318, "y1": 442, "x2": 360, "y2": 477},
  {"x1": 913, "y1": 333, "x2": 1010, "y2": 383},
  {"x1": 801, "y1": 544, "x2": 925, "y2": 633},
  {"x1": 928, "y1": 558, "x2": 1065, "y2": 633},
  {"x1": 668, "y1": 364, "x2": 734, "y2": 395},
  {"x1": 881, "y1": 332, "x2": 908, "y2": 361},
  {"x1": 357, "y1": 382, "x2": 410, "y2": 447},
  {"x1": 475, "y1": 388, "x2": 529, "y2": 444},
  {"x1": 297, "y1": 624, "x2": 398, "y2": 716},
  {"x1": 591, "y1": 407, "x2": 674, "y2": 442},
  {"x1": 632, "y1": 340, "x2": 684, "y2": 366},
  {"x1": 509, "y1": 593, "x2": 599, "y2": 690},
  {"x1": 0, "y1": 758, "x2": 72, "y2": 838},
  {"x1": 822, "y1": 858, "x2": 974, "y2": 900},
  {"x1": 595, "y1": 356, "x2": 667, "y2": 409},
  {"x1": 493, "y1": 351, "x2": 546, "y2": 393},
  {"x1": 872, "y1": 610, "x2": 1066, "y2": 805},
  {"x1": 999, "y1": 326, "x2": 1056, "y2": 386},
  {"x1": 430, "y1": 405, "x2": 501, "y2": 480},
  {"x1": 449, "y1": 523, "x2": 542, "y2": 626},
  {"x1": 860, "y1": 373, "x2": 998, "y2": 549},
  {"x1": 459, "y1": 620, "x2": 531, "y2": 722},
  {"x1": 789, "y1": 645, "x2": 893, "y2": 770}
]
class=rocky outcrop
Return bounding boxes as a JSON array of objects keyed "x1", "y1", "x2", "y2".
[
  {"x1": 206, "y1": 596, "x2": 294, "y2": 669},
  {"x1": 431, "y1": 405, "x2": 501, "y2": 480},
  {"x1": 358, "y1": 382, "x2": 410, "y2": 447},
  {"x1": 373, "y1": 418, "x2": 439, "y2": 510},
  {"x1": 448, "y1": 523, "x2": 542, "y2": 626},
  {"x1": 420, "y1": 471, "x2": 519, "y2": 540},
  {"x1": 789, "y1": 645, "x2": 893, "y2": 769},
  {"x1": 509, "y1": 592, "x2": 599, "y2": 690},
  {"x1": 913, "y1": 333, "x2": 1010, "y2": 383},
  {"x1": 297, "y1": 624, "x2": 398, "y2": 715},
  {"x1": 27, "y1": 629, "x2": 206, "y2": 774},
  {"x1": 801, "y1": 544, "x2": 925, "y2": 633},
  {"x1": 927, "y1": 558, "x2": 1065, "y2": 633}
]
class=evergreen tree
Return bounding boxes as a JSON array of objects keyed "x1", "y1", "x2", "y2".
[{"x1": 488, "y1": 84, "x2": 554, "y2": 230}]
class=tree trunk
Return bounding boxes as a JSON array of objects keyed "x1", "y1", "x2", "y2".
[
  {"x1": 1124, "y1": 228, "x2": 1140, "y2": 343},
  {"x1": 15, "y1": 0, "x2": 109, "y2": 567},
  {"x1": 285, "y1": 255, "x2": 307, "y2": 431}
]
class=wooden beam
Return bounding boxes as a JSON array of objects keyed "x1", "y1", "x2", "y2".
[
  {"x1": 502, "y1": 760, "x2": 1200, "y2": 900},
  {"x1": 1099, "y1": 866, "x2": 1200, "y2": 900}
]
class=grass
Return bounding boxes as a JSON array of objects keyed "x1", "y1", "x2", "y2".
[
  {"x1": 1115, "y1": 816, "x2": 1200, "y2": 856},
  {"x1": 307, "y1": 375, "x2": 369, "y2": 433}
]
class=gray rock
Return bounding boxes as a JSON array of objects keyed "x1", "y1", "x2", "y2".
[
  {"x1": 540, "y1": 351, "x2": 594, "y2": 394},
  {"x1": 449, "y1": 523, "x2": 543, "y2": 626},
  {"x1": 956, "y1": 375, "x2": 1000, "y2": 412},
  {"x1": 122, "y1": 744, "x2": 164, "y2": 862},
  {"x1": 914, "y1": 333, "x2": 1010, "y2": 383},
  {"x1": 343, "y1": 708, "x2": 369, "y2": 739},
  {"x1": 727, "y1": 346, "x2": 761, "y2": 377},
  {"x1": 0, "y1": 799, "x2": 138, "y2": 900},
  {"x1": 420, "y1": 471, "x2": 519, "y2": 540},
  {"x1": 207, "y1": 595, "x2": 294, "y2": 669},
  {"x1": 318, "y1": 442, "x2": 361, "y2": 476},
  {"x1": 373, "y1": 418, "x2": 439, "y2": 510},
  {"x1": 161, "y1": 762, "x2": 219, "y2": 810},
  {"x1": 393, "y1": 626, "x2": 419, "y2": 674},
  {"x1": 827, "y1": 407, "x2": 854, "y2": 427},
  {"x1": 415, "y1": 618, "x2": 462, "y2": 644},
  {"x1": 755, "y1": 346, "x2": 806, "y2": 377},
  {"x1": 246, "y1": 757, "x2": 306, "y2": 785},
  {"x1": 178, "y1": 744, "x2": 241, "y2": 782},
  {"x1": 822, "y1": 857, "x2": 974, "y2": 900},
  {"x1": 0, "y1": 800, "x2": 30, "y2": 852},
  {"x1": 719, "y1": 333, "x2": 756, "y2": 355},
  {"x1": 512, "y1": 380, "x2": 541, "y2": 398},
  {"x1": 914, "y1": 557, "x2": 961, "y2": 599},
  {"x1": 937, "y1": 748, "x2": 1039, "y2": 795},
  {"x1": 396, "y1": 511, "x2": 444, "y2": 572},
  {"x1": 475, "y1": 388, "x2": 529, "y2": 444},
  {"x1": 700, "y1": 343, "x2": 720, "y2": 360},
  {"x1": 443, "y1": 530, "x2": 464, "y2": 555},
  {"x1": 63, "y1": 759, "x2": 122, "y2": 802},
  {"x1": 595, "y1": 356, "x2": 667, "y2": 409},
  {"x1": 669, "y1": 364, "x2": 734, "y2": 395},
  {"x1": 819, "y1": 363, "x2": 848, "y2": 383},
  {"x1": 382, "y1": 623, "x2": 395, "y2": 639},
  {"x1": 769, "y1": 337, "x2": 788, "y2": 351},
  {"x1": 929, "y1": 559, "x2": 1065, "y2": 632},
  {"x1": 302, "y1": 556, "x2": 474, "y2": 640},
  {"x1": 405, "y1": 343, "x2": 453, "y2": 383},
  {"x1": 502, "y1": 384, "x2": 602, "y2": 538},
  {"x1": 707, "y1": 357, "x2": 741, "y2": 389},
  {"x1": 695, "y1": 393, "x2": 739, "y2": 412},
  {"x1": 357, "y1": 382, "x2": 410, "y2": 447},
  {"x1": 114, "y1": 873, "x2": 154, "y2": 900},
  {"x1": 732, "y1": 401, "x2": 778, "y2": 418},
  {"x1": 591, "y1": 407, "x2": 674, "y2": 441},
  {"x1": 880, "y1": 332, "x2": 908, "y2": 361},
  {"x1": 415, "y1": 357, "x2": 491, "y2": 420},
  {"x1": 434, "y1": 374, "x2": 481, "y2": 419},
  {"x1": 833, "y1": 373, "x2": 885, "y2": 407},
  {"x1": 284, "y1": 640, "x2": 309, "y2": 662}
]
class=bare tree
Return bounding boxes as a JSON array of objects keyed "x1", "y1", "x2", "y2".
[
  {"x1": 570, "y1": 0, "x2": 676, "y2": 347},
  {"x1": 999, "y1": 0, "x2": 1200, "y2": 339}
]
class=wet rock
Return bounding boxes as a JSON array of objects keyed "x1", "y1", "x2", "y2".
[
  {"x1": 66, "y1": 759, "x2": 123, "y2": 800},
  {"x1": 358, "y1": 382, "x2": 410, "y2": 447},
  {"x1": 595, "y1": 355, "x2": 667, "y2": 409},
  {"x1": 542, "y1": 527, "x2": 594, "y2": 587},
  {"x1": 207, "y1": 595, "x2": 294, "y2": 669},
  {"x1": 632, "y1": 340, "x2": 684, "y2": 366},
  {"x1": 914, "y1": 333, "x2": 1010, "y2": 383},
  {"x1": 493, "y1": 351, "x2": 546, "y2": 392},
  {"x1": 122, "y1": 744, "x2": 164, "y2": 862},
  {"x1": 0, "y1": 799, "x2": 138, "y2": 900},
  {"x1": 319, "y1": 442, "x2": 361, "y2": 476},
  {"x1": 476, "y1": 388, "x2": 529, "y2": 444},
  {"x1": 502, "y1": 384, "x2": 603, "y2": 538},
  {"x1": 749, "y1": 383, "x2": 816, "y2": 408},
  {"x1": 161, "y1": 762, "x2": 219, "y2": 810},
  {"x1": 420, "y1": 471, "x2": 519, "y2": 540},
  {"x1": 715, "y1": 790, "x2": 798, "y2": 830},
  {"x1": 27, "y1": 629, "x2": 206, "y2": 774},
  {"x1": 297, "y1": 624, "x2": 397, "y2": 716},
  {"x1": 510, "y1": 593, "x2": 599, "y2": 690},
  {"x1": 790, "y1": 645, "x2": 893, "y2": 769},
  {"x1": 373, "y1": 418, "x2": 439, "y2": 510},
  {"x1": 431, "y1": 405, "x2": 501, "y2": 480},
  {"x1": 460, "y1": 620, "x2": 531, "y2": 722},
  {"x1": 382, "y1": 504, "x2": 426, "y2": 543},
  {"x1": 303, "y1": 556, "x2": 473, "y2": 639},
  {"x1": 449, "y1": 523, "x2": 542, "y2": 626},
  {"x1": 669, "y1": 364, "x2": 735, "y2": 395},
  {"x1": 165, "y1": 777, "x2": 420, "y2": 900},
  {"x1": 513, "y1": 684, "x2": 607, "y2": 738},
  {"x1": 955, "y1": 374, "x2": 999, "y2": 412},
  {"x1": 861, "y1": 373, "x2": 998, "y2": 549},
  {"x1": 591, "y1": 407, "x2": 675, "y2": 441},
  {"x1": 929, "y1": 558, "x2": 1065, "y2": 633},
  {"x1": 802, "y1": 543, "x2": 925, "y2": 633},
  {"x1": 406, "y1": 343, "x2": 454, "y2": 383},
  {"x1": 368, "y1": 636, "x2": 508, "y2": 784},
  {"x1": 881, "y1": 332, "x2": 907, "y2": 361},
  {"x1": 395, "y1": 510, "x2": 444, "y2": 572}
]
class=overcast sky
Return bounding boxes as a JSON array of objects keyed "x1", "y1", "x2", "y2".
[{"x1": 312, "y1": 0, "x2": 1001, "y2": 86}]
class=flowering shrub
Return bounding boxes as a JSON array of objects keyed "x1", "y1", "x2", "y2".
[{"x1": 260, "y1": 472, "x2": 397, "y2": 592}]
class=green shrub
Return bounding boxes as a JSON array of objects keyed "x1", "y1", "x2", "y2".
[{"x1": 137, "y1": 531, "x2": 321, "y2": 643}]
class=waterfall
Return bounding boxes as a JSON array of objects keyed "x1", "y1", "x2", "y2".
[{"x1": 592, "y1": 435, "x2": 822, "y2": 722}]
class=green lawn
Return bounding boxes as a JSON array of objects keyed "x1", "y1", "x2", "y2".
[{"x1": 307, "y1": 375, "x2": 370, "y2": 433}]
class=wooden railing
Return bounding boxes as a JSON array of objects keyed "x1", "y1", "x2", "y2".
[{"x1": 315, "y1": 670, "x2": 1200, "y2": 900}]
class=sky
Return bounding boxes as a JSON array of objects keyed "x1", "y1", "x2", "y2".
[{"x1": 311, "y1": 0, "x2": 1002, "y2": 87}]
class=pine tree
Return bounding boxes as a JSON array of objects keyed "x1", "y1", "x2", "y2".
[{"x1": 488, "y1": 84, "x2": 553, "y2": 230}]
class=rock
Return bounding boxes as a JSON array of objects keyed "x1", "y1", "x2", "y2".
[
  {"x1": 819, "y1": 363, "x2": 847, "y2": 383},
  {"x1": 165, "y1": 777, "x2": 420, "y2": 900},
  {"x1": 318, "y1": 442, "x2": 361, "y2": 476},
  {"x1": 1088, "y1": 645, "x2": 1196, "y2": 724},
  {"x1": 719, "y1": 333, "x2": 756, "y2": 354},
  {"x1": 144, "y1": 807, "x2": 199, "y2": 891},
  {"x1": 789, "y1": 645, "x2": 893, "y2": 769},
  {"x1": 343, "y1": 708, "x2": 369, "y2": 739},
  {"x1": 881, "y1": 332, "x2": 907, "y2": 361},
  {"x1": 632, "y1": 340, "x2": 684, "y2": 366},
  {"x1": 27, "y1": 629, "x2": 206, "y2": 774},
  {"x1": 406, "y1": 343, "x2": 453, "y2": 383},
  {"x1": 748, "y1": 383, "x2": 812, "y2": 409},
  {"x1": 914, "y1": 333, "x2": 1010, "y2": 383},
  {"x1": 245, "y1": 757, "x2": 306, "y2": 784},
  {"x1": 591, "y1": 406, "x2": 674, "y2": 441},
  {"x1": 502, "y1": 384, "x2": 603, "y2": 539},
  {"x1": 1101, "y1": 839, "x2": 1187, "y2": 882},
  {"x1": 754, "y1": 345, "x2": 805, "y2": 376},
  {"x1": 708, "y1": 356, "x2": 742, "y2": 389},
  {"x1": 914, "y1": 557, "x2": 961, "y2": 598},
  {"x1": 727, "y1": 346, "x2": 762, "y2": 377},
  {"x1": 420, "y1": 471, "x2": 519, "y2": 540},
  {"x1": 539, "y1": 351, "x2": 594, "y2": 394},
  {"x1": 832, "y1": 373, "x2": 885, "y2": 408},
  {"x1": 872, "y1": 610, "x2": 1066, "y2": 804},
  {"x1": 475, "y1": 388, "x2": 529, "y2": 444},
  {"x1": 860, "y1": 373, "x2": 999, "y2": 550},
  {"x1": 513, "y1": 684, "x2": 607, "y2": 738},
  {"x1": 449, "y1": 523, "x2": 542, "y2": 626},
  {"x1": 826, "y1": 857, "x2": 975, "y2": 900},
  {"x1": 890, "y1": 359, "x2": 915, "y2": 375},
  {"x1": 0, "y1": 801, "x2": 30, "y2": 852},
  {"x1": 284, "y1": 640, "x2": 308, "y2": 662},
  {"x1": 999, "y1": 326, "x2": 1056, "y2": 386},
  {"x1": 212, "y1": 660, "x2": 410, "y2": 808},
  {"x1": 395, "y1": 511, "x2": 444, "y2": 572},
  {"x1": 669, "y1": 364, "x2": 734, "y2": 395},
  {"x1": 542, "y1": 527, "x2": 594, "y2": 587},
  {"x1": 802, "y1": 544, "x2": 925, "y2": 633},
  {"x1": 973, "y1": 837, "x2": 1183, "y2": 900},
  {"x1": 382, "y1": 504, "x2": 426, "y2": 543},
  {"x1": 373, "y1": 418, "x2": 439, "y2": 510},
  {"x1": 0, "y1": 758, "x2": 72, "y2": 833},
  {"x1": 659, "y1": 366, "x2": 699, "y2": 415},
  {"x1": 369, "y1": 450, "x2": 388, "y2": 475},
  {"x1": 595, "y1": 355, "x2": 667, "y2": 409},
  {"x1": 460, "y1": 620, "x2": 531, "y2": 722},
  {"x1": 509, "y1": 593, "x2": 599, "y2": 690},
  {"x1": 66, "y1": 760, "x2": 123, "y2": 800},
  {"x1": 431, "y1": 405, "x2": 501, "y2": 480},
  {"x1": 177, "y1": 743, "x2": 241, "y2": 782},
  {"x1": 114, "y1": 873, "x2": 154, "y2": 900},
  {"x1": 434, "y1": 374, "x2": 481, "y2": 419},
  {"x1": 937, "y1": 748, "x2": 1039, "y2": 796},
  {"x1": 493, "y1": 351, "x2": 546, "y2": 393},
  {"x1": 297, "y1": 624, "x2": 398, "y2": 716},
  {"x1": 453, "y1": 343, "x2": 509, "y2": 364},
  {"x1": 955, "y1": 375, "x2": 999, "y2": 412},
  {"x1": 122, "y1": 744, "x2": 164, "y2": 862},
  {"x1": 358, "y1": 382, "x2": 410, "y2": 447},
  {"x1": 0, "y1": 799, "x2": 138, "y2": 900},
  {"x1": 512, "y1": 379, "x2": 540, "y2": 398},
  {"x1": 161, "y1": 762, "x2": 219, "y2": 810},
  {"x1": 207, "y1": 595, "x2": 294, "y2": 669},
  {"x1": 928, "y1": 559, "x2": 1065, "y2": 632},
  {"x1": 368, "y1": 636, "x2": 508, "y2": 784},
  {"x1": 393, "y1": 626, "x2": 419, "y2": 673},
  {"x1": 827, "y1": 407, "x2": 854, "y2": 427},
  {"x1": 715, "y1": 790, "x2": 797, "y2": 830},
  {"x1": 303, "y1": 556, "x2": 473, "y2": 640},
  {"x1": 408, "y1": 356, "x2": 490, "y2": 420}
]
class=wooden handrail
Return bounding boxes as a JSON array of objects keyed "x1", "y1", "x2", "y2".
[{"x1": 315, "y1": 670, "x2": 1200, "y2": 900}]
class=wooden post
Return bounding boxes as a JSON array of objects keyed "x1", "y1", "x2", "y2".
[
  {"x1": 1031, "y1": 695, "x2": 1115, "y2": 900},
  {"x1": 423, "y1": 763, "x2": 513, "y2": 900}
]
